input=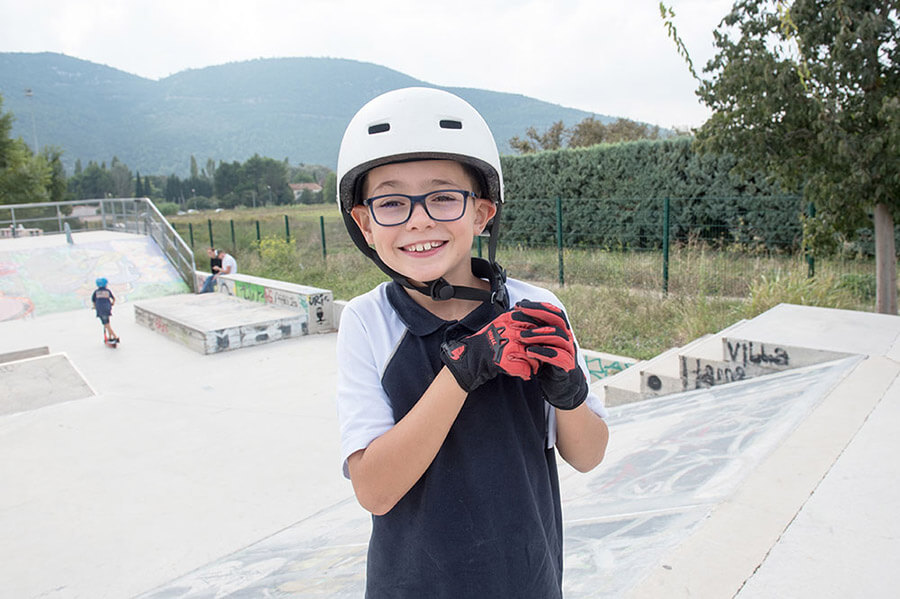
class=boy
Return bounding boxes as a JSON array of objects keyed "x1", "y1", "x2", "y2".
[
  {"x1": 335, "y1": 87, "x2": 609, "y2": 598},
  {"x1": 92, "y1": 277, "x2": 118, "y2": 343}
]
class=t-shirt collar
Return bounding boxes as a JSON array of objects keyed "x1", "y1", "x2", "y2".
[{"x1": 386, "y1": 281, "x2": 502, "y2": 336}]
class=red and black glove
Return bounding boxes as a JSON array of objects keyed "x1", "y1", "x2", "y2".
[
  {"x1": 515, "y1": 300, "x2": 589, "y2": 410},
  {"x1": 440, "y1": 310, "x2": 541, "y2": 393}
]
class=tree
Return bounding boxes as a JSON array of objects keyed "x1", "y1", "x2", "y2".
[
  {"x1": 109, "y1": 157, "x2": 133, "y2": 198},
  {"x1": 511, "y1": 117, "x2": 665, "y2": 153},
  {"x1": 687, "y1": 0, "x2": 900, "y2": 313},
  {"x1": 41, "y1": 147, "x2": 67, "y2": 202},
  {"x1": 509, "y1": 121, "x2": 566, "y2": 153},
  {"x1": 322, "y1": 171, "x2": 337, "y2": 206},
  {"x1": 0, "y1": 94, "x2": 53, "y2": 205}
]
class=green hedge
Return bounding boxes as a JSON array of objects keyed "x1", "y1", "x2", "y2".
[{"x1": 499, "y1": 138, "x2": 804, "y2": 251}]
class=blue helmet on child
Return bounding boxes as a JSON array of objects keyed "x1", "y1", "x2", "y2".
[{"x1": 96, "y1": 277, "x2": 108, "y2": 287}]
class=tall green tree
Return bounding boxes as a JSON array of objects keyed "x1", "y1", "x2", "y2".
[
  {"x1": 322, "y1": 171, "x2": 337, "y2": 206},
  {"x1": 689, "y1": 0, "x2": 900, "y2": 313},
  {"x1": 0, "y1": 94, "x2": 53, "y2": 205}
]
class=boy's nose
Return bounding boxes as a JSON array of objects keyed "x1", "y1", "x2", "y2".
[{"x1": 406, "y1": 202, "x2": 434, "y2": 227}]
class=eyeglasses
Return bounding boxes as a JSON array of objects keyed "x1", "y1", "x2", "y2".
[{"x1": 363, "y1": 189, "x2": 476, "y2": 226}]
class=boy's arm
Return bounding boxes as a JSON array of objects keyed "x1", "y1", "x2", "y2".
[
  {"x1": 555, "y1": 404, "x2": 609, "y2": 472},
  {"x1": 346, "y1": 366, "x2": 466, "y2": 516}
]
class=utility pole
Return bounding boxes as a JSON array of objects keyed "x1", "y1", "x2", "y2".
[{"x1": 24, "y1": 88, "x2": 38, "y2": 152}]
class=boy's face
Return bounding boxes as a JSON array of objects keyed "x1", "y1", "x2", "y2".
[{"x1": 351, "y1": 160, "x2": 496, "y2": 288}]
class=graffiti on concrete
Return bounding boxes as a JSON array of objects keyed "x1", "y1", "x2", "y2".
[
  {"x1": 234, "y1": 281, "x2": 266, "y2": 303},
  {"x1": 681, "y1": 357, "x2": 748, "y2": 389},
  {"x1": 584, "y1": 356, "x2": 634, "y2": 382},
  {"x1": 0, "y1": 235, "x2": 189, "y2": 321},
  {"x1": 726, "y1": 340, "x2": 790, "y2": 367}
]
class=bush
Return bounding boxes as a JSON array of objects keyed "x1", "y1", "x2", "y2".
[
  {"x1": 186, "y1": 196, "x2": 217, "y2": 210},
  {"x1": 157, "y1": 202, "x2": 179, "y2": 216},
  {"x1": 256, "y1": 237, "x2": 298, "y2": 280}
]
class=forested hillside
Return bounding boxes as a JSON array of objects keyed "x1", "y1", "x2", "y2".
[{"x1": 0, "y1": 52, "x2": 603, "y2": 176}]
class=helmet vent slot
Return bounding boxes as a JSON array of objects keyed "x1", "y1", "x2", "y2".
[
  {"x1": 439, "y1": 119, "x2": 462, "y2": 129},
  {"x1": 368, "y1": 123, "x2": 390, "y2": 134}
]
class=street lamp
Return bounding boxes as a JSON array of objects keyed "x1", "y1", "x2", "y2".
[{"x1": 267, "y1": 185, "x2": 272, "y2": 206}]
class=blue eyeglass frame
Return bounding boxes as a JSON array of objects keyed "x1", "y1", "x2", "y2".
[{"x1": 363, "y1": 189, "x2": 477, "y2": 226}]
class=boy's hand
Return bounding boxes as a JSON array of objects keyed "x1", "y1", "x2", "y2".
[
  {"x1": 440, "y1": 310, "x2": 541, "y2": 392},
  {"x1": 515, "y1": 300, "x2": 589, "y2": 411}
]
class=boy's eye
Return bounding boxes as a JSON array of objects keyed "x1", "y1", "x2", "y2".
[
  {"x1": 430, "y1": 193, "x2": 462, "y2": 203},
  {"x1": 374, "y1": 197, "x2": 409, "y2": 209}
]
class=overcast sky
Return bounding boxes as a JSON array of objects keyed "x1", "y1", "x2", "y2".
[{"x1": 0, "y1": 0, "x2": 735, "y2": 129}]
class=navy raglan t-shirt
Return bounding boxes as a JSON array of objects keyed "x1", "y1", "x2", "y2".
[
  {"x1": 343, "y1": 282, "x2": 565, "y2": 599},
  {"x1": 91, "y1": 288, "x2": 114, "y2": 317}
]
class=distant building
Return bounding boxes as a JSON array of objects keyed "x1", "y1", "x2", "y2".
[{"x1": 289, "y1": 182, "x2": 323, "y2": 202}]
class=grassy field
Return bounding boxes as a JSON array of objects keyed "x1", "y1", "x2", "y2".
[{"x1": 169, "y1": 205, "x2": 878, "y2": 360}]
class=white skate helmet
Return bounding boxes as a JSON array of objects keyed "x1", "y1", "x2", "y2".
[{"x1": 337, "y1": 86, "x2": 503, "y2": 213}]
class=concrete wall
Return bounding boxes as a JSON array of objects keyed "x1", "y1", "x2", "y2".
[{"x1": 195, "y1": 271, "x2": 334, "y2": 334}]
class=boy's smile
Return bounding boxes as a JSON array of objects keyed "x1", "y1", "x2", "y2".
[{"x1": 351, "y1": 160, "x2": 496, "y2": 289}]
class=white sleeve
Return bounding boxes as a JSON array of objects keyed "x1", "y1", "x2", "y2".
[{"x1": 335, "y1": 304, "x2": 396, "y2": 479}]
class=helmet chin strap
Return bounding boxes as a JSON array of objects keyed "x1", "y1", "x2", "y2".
[
  {"x1": 341, "y1": 206, "x2": 508, "y2": 309},
  {"x1": 399, "y1": 257, "x2": 508, "y2": 308}
]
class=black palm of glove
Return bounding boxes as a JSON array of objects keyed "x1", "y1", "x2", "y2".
[
  {"x1": 514, "y1": 300, "x2": 589, "y2": 410},
  {"x1": 440, "y1": 310, "x2": 540, "y2": 393}
]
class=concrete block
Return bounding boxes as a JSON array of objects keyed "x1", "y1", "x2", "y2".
[
  {"x1": 0, "y1": 346, "x2": 50, "y2": 364},
  {"x1": 215, "y1": 273, "x2": 335, "y2": 334},
  {"x1": 134, "y1": 293, "x2": 308, "y2": 354},
  {"x1": 581, "y1": 349, "x2": 636, "y2": 383}
]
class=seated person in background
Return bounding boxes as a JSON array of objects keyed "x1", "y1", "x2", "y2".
[
  {"x1": 199, "y1": 247, "x2": 222, "y2": 293},
  {"x1": 218, "y1": 250, "x2": 237, "y2": 276}
]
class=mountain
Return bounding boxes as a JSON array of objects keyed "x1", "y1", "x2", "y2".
[{"x1": 0, "y1": 52, "x2": 607, "y2": 177}]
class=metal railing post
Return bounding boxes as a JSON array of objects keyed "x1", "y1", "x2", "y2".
[
  {"x1": 556, "y1": 197, "x2": 565, "y2": 287},
  {"x1": 806, "y1": 202, "x2": 816, "y2": 278},
  {"x1": 663, "y1": 197, "x2": 670, "y2": 295},
  {"x1": 319, "y1": 215, "x2": 327, "y2": 260}
]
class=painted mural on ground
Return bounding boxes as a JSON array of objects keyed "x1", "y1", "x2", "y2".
[{"x1": 0, "y1": 236, "x2": 189, "y2": 321}]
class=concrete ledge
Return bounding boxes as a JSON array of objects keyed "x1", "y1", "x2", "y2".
[
  {"x1": 0, "y1": 346, "x2": 49, "y2": 364},
  {"x1": 195, "y1": 271, "x2": 335, "y2": 334},
  {"x1": 581, "y1": 349, "x2": 635, "y2": 382},
  {"x1": 0, "y1": 353, "x2": 95, "y2": 415},
  {"x1": 134, "y1": 293, "x2": 308, "y2": 354}
]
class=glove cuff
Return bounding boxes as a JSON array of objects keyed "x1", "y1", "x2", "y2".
[{"x1": 440, "y1": 340, "x2": 482, "y2": 393}]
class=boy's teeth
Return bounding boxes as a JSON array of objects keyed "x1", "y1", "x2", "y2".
[{"x1": 409, "y1": 242, "x2": 437, "y2": 252}]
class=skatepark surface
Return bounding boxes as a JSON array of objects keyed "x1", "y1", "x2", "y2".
[{"x1": 2, "y1": 231, "x2": 899, "y2": 598}]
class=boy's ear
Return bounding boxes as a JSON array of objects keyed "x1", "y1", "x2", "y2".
[
  {"x1": 350, "y1": 205, "x2": 375, "y2": 244},
  {"x1": 473, "y1": 199, "x2": 497, "y2": 234}
]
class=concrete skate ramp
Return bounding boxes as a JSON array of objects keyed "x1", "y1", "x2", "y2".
[
  {"x1": 134, "y1": 293, "x2": 309, "y2": 354},
  {"x1": 0, "y1": 353, "x2": 94, "y2": 415},
  {"x1": 136, "y1": 356, "x2": 860, "y2": 598},
  {"x1": 0, "y1": 230, "x2": 190, "y2": 321}
]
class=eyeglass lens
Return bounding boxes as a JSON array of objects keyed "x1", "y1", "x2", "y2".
[{"x1": 370, "y1": 190, "x2": 468, "y2": 225}]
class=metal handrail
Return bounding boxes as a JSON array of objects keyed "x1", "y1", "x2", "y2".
[{"x1": 0, "y1": 197, "x2": 197, "y2": 292}]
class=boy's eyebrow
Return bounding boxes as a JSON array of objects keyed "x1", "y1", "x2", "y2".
[{"x1": 369, "y1": 178, "x2": 462, "y2": 195}]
